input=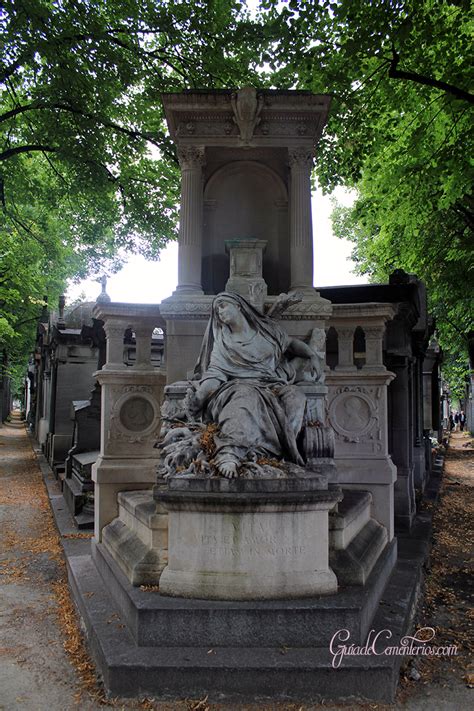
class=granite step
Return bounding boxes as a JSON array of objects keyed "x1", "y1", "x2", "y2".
[
  {"x1": 90, "y1": 537, "x2": 396, "y2": 649},
  {"x1": 329, "y1": 489, "x2": 372, "y2": 550},
  {"x1": 67, "y1": 537, "x2": 423, "y2": 704}
]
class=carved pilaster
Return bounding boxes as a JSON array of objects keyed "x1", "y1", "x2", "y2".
[
  {"x1": 335, "y1": 326, "x2": 356, "y2": 371},
  {"x1": 103, "y1": 321, "x2": 128, "y2": 370},
  {"x1": 133, "y1": 324, "x2": 155, "y2": 370},
  {"x1": 176, "y1": 146, "x2": 206, "y2": 293},
  {"x1": 364, "y1": 325, "x2": 385, "y2": 368},
  {"x1": 288, "y1": 147, "x2": 314, "y2": 291}
]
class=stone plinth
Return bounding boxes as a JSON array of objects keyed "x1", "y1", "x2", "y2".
[
  {"x1": 325, "y1": 304, "x2": 397, "y2": 539},
  {"x1": 225, "y1": 239, "x2": 268, "y2": 311},
  {"x1": 92, "y1": 303, "x2": 165, "y2": 540},
  {"x1": 156, "y1": 478, "x2": 342, "y2": 600}
]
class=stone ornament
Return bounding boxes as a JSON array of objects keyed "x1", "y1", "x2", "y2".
[
  {"x1": 119, "y1": 396, "x2": 155, "y2": 432},
  {"x1": 328, "y1": 388, "x2": 378, "y2": 443},
  {"x1": 288, "y1": 147, "x2": 314, "y2": 171},
  {"x1": 157, "y1": 292, "x2": 327, "y2": 480},
  {"x1": 231, "y1": 86, "x2": 264, "y2": 144},
  {"x1": 177, "y1": 146, "x2": 206, "y2": 170},
  {"x1": 110, "y1": 387, "x2": 159, "y2": 443}
]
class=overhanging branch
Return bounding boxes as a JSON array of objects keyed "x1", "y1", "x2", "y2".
[
  {"x1": 389, "y1": 48, "x2": 474, "y2": 104},
  {"x1": 0, "y1": 145, "x2": 56, "y2": 161}
]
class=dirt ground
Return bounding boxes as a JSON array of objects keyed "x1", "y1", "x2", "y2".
[{"x1": 0, "y1": 413, "x2": 472, "y2": 710}]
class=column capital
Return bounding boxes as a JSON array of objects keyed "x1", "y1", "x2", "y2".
[
  {"x1": 336, "y1": 326, "x2": 355, "y2": 341},
  {"x1": 178, "y1": 146, "x2": 206, "y2": 170},
  {"x1": 288, "y1": 147, "x2": 314, "y2": 171},
  {"x1": 103, "y1": 320, "x2": 128, "y2": 339}
]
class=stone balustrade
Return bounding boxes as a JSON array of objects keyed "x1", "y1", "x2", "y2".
[
  {"x1": 91, "y1": 303, "x2": 166, "y2": 540},
  {"x1": 324, "y1": 304, "x2": 397, "y2": 539}
]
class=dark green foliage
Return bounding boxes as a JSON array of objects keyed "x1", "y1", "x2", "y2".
[
  {"x1": 258, "y1": 0, "x2": 473, "y2": 359},
  {"x1": 1, "y1": 0, "x2": 263, "y2": 368},
  {"x1": 1, "y1": 0, "x2": 472, "y2": 388}
]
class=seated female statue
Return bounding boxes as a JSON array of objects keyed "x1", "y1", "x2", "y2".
[{"x1": 186, "y1": 292, "x2": 322, "y2": 479}]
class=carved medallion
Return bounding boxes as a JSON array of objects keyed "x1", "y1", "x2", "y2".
[
  {"x1": 328, "y1": 390, "x2": 378, "y2": 442},
  {"x1": 119, "y1": 396, "x2": 155, "y2": 432}
]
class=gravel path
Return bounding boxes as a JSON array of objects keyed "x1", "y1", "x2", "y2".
[{"x1": 0, "y1": 414, "x2": 472, "y2": 710}]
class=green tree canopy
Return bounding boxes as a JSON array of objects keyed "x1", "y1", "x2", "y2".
[
  {"x1": 2, "y1": 0, "x2": 473, "y2": 386},
  {"x1": 1, "y1": 0, "x2": 262, "y2": 370},
  {"x1": 258, "y1": 0, "x2": 473, "y2": 357}
]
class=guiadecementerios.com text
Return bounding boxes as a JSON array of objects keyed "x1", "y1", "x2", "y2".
[{"x1": 329, "y1": 627, "x2": 458, "y2": 669}]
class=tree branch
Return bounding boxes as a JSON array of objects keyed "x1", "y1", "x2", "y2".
[
  {"x1": 0, "y1": 145, "x2": 56, "y2": 161},
  {"x1": 0, "y1": 101, "x2": 162, "y2": 148},
  {"x1": 389, "y1": 48, "x2": 474, "y2": 104}
]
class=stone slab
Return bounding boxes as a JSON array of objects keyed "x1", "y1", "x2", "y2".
[
  {"x1": 67, "y1": 540, "x2": 424, "y2": 703},
  {"x1": 330, "y1": 519, "x2": 388, "y2": 585},
  {"x1": 91, "y1": 538, "x2": 396, "y2": 648}
]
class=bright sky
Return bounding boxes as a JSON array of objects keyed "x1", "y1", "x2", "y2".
[{"x1": 67, "y1": 187, "x2": 367, "y2": 305}]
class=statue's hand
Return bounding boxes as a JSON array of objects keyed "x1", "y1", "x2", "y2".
[
  {"x1": 184, "y1": 388, "x2": 202, "y2": 418},
  {"x1": 310, "y1": 354, "x2": 323, "y2": 381}
]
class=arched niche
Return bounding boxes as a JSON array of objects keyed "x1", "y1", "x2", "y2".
[
  {"x1": 203, "y1": 161, "x2": 289, "y2": 295},
  {"x1": 326, "y1": 327, "x2": 339, "y2": 370},
  {"x1": 353, "y1": 326, "x2": 366, "y2": 369}
]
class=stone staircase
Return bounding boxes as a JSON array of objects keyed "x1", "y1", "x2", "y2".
[
  {"x1": 329, "y1": 490, "x2": 388, "y2": 585},
  {"x1": 102, "y1": 490, "x2": 167, "y2": 586}
]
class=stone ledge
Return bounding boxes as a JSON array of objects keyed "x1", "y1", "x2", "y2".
[
  {"x1": 330, "y1": 519, "x2": 389, "y2": 585},
  {"x1": 329, "y1": 490, "x2": 372, "y2": 550},
  {"x1": 156, "y1": 487, "x2": 342, "y2": 513},
  {"x1": 67, "y1": 533, "x2": 420, "y2": 703},
  {"x1": 118, "y1": 490, "x2": 167, "y2": 527},
  {"x1": 90, "y1": 538, "x2": 396, "y2": 647}
]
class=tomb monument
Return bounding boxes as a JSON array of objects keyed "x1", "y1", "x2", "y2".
[{"x1": 66, "y1": 88, "x2": 432, "y2": 704}]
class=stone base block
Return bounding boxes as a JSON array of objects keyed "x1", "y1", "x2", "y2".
[
  {"x1": 102, "y1": 519, "x2": 164, "y2": 586},
  {"x1": 159, "y1": 567, "x2": 337, "y2": 601},
  {"x1": 330, "y1": 519, "x2": 389, "y2": 586},
  {"x1": 101, "y1": 490, "x2": 167, "y2": 586},
  {"x1": 157, "y1": 478, "x2": 342, "y2": 600},
  {"x1": 66, "y1": 533, "x2": 416, "y2": 702},
  {"x1": 91, "y1": 537, "x2": 396, "y2": 648}
]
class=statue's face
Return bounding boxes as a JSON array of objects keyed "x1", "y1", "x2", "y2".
[{"x1": 215, "y1": 298, "x2": 240, "y2": 325}]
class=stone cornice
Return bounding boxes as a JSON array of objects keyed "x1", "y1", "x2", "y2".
[
  {"x1": 161, "y1": 89, "x2": 331, "y2": 148},
  {"x1": 92, "y1": 302, "x2": 164, "y2": 329}
]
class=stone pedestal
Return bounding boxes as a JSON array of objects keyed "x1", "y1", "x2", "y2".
[
  {"x1": 156, "y1": 478, "x2": 342, "y2": 600},
  {"x1": 225, "y1": 239, "x2": 268, "y2": 311},
  {"x1": 326, "y1": 304, "x2": 397, "y2": 540},
  {"x1": 92, "y1": 303, "x2": 165, "y2": 540}
]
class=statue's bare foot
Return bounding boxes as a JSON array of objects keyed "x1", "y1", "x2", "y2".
[{"x1": 219, "y1": 462, "x2": 238, "y2": 479}]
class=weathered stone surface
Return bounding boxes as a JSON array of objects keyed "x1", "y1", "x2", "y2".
[
  {"x1": 91, "y1": 537, "x2": 396, "y2": 648},
  {"x1": 330, "y1": 519, "x2": 388, "y2": 586},
  {"x1": 101, "y1": 490, "x2": 168, "y2": 585},
  {"x1": 156, "y1": 480, "x2": 342, "y2": 600}
]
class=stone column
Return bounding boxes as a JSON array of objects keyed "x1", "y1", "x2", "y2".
[
  {"x1": 365, "y1": 325, "x2": 385, "y2": 369},
  {"x1": 102, "y1": 320, "x2": 127, "y2": 371},
  {"x1": 133, "y1": 324, "x2": 154, "y2": 370},
  {"x1": 288, "y1": 148, "x2": 314, "y2": 292},
  {"x1": 335, "y1": 326, "x2": 356, "y2": 371},
  {"x1": 388, "y1": 356, "x2": 416, "y2": 530},
  {"x1": 176, "y1": 146, "x2": 205, "y2": 294}
]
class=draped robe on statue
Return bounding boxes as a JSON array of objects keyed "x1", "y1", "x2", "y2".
[{"x1": 193, "y1": 293, "x2": 306, "y2": 470}]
